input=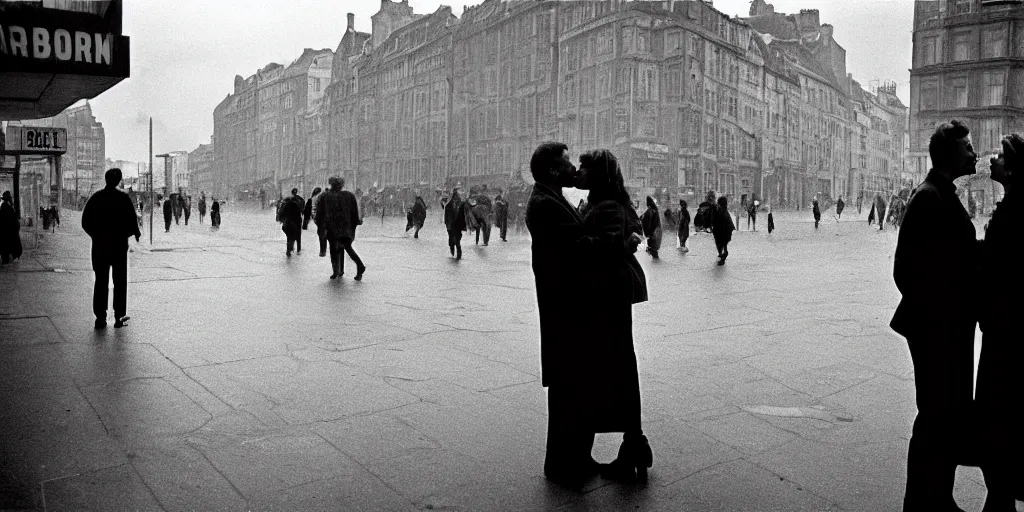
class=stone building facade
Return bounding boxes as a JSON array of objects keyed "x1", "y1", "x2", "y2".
[
  {"x1": 910, "y1": 0, "x2": 1023, "y2": 213},
  {"x1": 211, "y1": 0, "x2": 910, "y2": 208},
  {"x1": 188, "y1": 141, "x2": 215, "y2": 197}
]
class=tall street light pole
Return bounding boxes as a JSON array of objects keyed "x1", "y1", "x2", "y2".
[{"x1": 149, "y1": 118, "x2": 153, "y2": 245}]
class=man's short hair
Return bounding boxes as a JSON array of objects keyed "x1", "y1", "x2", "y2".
[
  {"x1": 929, "y1": 120, "x2": 971, "y2": 165},
  {"x1": 291, "y1": 188, "x2": 298, "y2": 195},
  {"x1": 105, "y1": 168, "x2": 122, "y2": 187},
  {"x1": 530, "y1": 142, "x2": 569, "y2": 182}
]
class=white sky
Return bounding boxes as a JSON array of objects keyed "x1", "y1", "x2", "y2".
[{"x1": 92, "y1": 0, "x2": 913, "y2": 161}]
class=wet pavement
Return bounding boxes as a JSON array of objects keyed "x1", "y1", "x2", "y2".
[{"x1": 0, "y1": 204, "x2": 1002, "y2": 511}]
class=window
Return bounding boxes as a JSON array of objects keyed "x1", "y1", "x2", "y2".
[
  {"x1": 982, "y1": 27, "x2": 1006, "y2": 58},
  {"x1": 948, "y1": 76, "x2": 968, "y2": 108},
  {"x1": 954, "y1": 0, "x2": 972, "y2": 14},
  {"x1": 953, "y1": 32, "x2": 970, "y2": 61},
  {"x1": 983, "y1": 70, "x2": 1005, "y2": 106}
]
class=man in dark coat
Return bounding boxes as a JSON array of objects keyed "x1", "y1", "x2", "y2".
[
  {"x1": 280, "y1": 188, "x2": 304, "y2": 256},
  {"x1": 712, "y1": 196, "x2": 735, "y2": 265},
  {"x1": 162, "y1": 195, "x2": 173, "y2": 233},
  {"x1": 875, "y1": 194, "x2": 887, "y2": 231},
  {"x1": 173, "y1": 193, "x2": 183, "y2": 225},
  {"x1": 812, "y1": 198, "x2": 821, "y2": 229},
  {"x1": 891, "y1": 120, "x2": 981, "y2": 511},
  {"x1": 0, "y1": 191, "x2": 22, "y2": 264},
  {"x1": 198, "y1": 193, "x2": 207, "y2": 224},
  {"x1": 183, "y1": 195, "x2": 191, "y2": 225},
  {"x1": 303, "y1": 187, "x2": 320, "y2": 230},
  {"x1": 525, "y1": 142, "x2": 600, "y2": 484},
  {"x1": 82, "y1": 169, "x2": 141, "y2": 329},
  {"x1": 471, "y1": 193, "x2": 493, "y2": 246},
  {"x1": 494, "y1": 194, "x2": 509, "y2": 242},
  {"x1": 315, "y1": 177, "x2": 365, "y2": 280},
  {"x1": 444, "y1": 188, "x2": 468, "y2": 259},
  {"x1": 836, "y1": 196, "x2": 845, "y2": 220}
]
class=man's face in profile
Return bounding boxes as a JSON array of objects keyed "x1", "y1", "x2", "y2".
[
  {"x1": 953, "y1": 136, "x2": 978, "y2": 177},
  {"x1": 554, "y1": 149, "x2": 577, "y2": 188}
]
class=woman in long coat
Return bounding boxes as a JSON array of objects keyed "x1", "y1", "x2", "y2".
[
  {"x1": 210, "y1": 199, "x2": 221, "y2": 228},
  {"x1": 409, "y1": 196, "x2": 427, "y2": 238},
  {"x1": 677, "y1": 199, "x2": 691, "y2": 251},
  {"x1": 0, "y1": 191, "x2": 22, "y2": 264},
  {"x1": 640, "y1": 196, "x2": 662, "y2": 259},
  {"x1": 444, "y1": 188, "x2": 468, "y2": 259},
  {"x1": 976, "y1": 134, "x2": 1024, "y2": 508},
  {"x1": 574, "y1": 149, "x2": 652, "y2": 483},
  {"x1": 712, "y1": 196, "x2": 735, "y2": 265}
]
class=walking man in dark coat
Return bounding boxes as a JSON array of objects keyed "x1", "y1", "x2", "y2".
[
  {"x1": 183, "y1": 195, "x2": 191, "y2": 225},
  {"x1": 162, "y1": 195, "x2": 173, "y2": 233},
  {"x1": 407, "y1": 196, "x2": 427, "y2": 238},
  {"x1": 280, "y1": 188, "x2": 304, "y2": 256},
  {"x1": 525, "y1": 142, "x2": 600, "y2": 484},
  {"x1": 82, "y1": 169, "x2": 141, "y2": 329},
  {"x1": 0, "y1": 191, "x2": 22, "y2": 264},
  {"x1": 494, "y1": 194, "x2": 509, "y2": 242},
  {"x1": 812, "y1": 198, "x2": 821, "y2": 229},
  {"x1": 315, "y1": 177, "x2": 365, "y2": 280},
  {"x1": 836, "y1": 196, "x2": 845, "y2": 221},
  {"x1": 444, "y1": 188, "x2": 468, "y2": 259},
  {"x1": 891, "y1": 120, "x2": 980, "y2": 511},
  {"x1": 875, "y1": 194, "x2": 887, "y2": 231}
]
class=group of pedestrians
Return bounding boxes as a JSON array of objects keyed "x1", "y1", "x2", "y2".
[
  {"x1": 278, "y1": 178, "x2": 365, "y2": 281},
  {"x1": 891, "y1": 120, "x2": 1022, "y2": 510},
  {"x1": 161, "y1": 192, "x2": 219, "y2": 232},
  {"x1": 439, "y1": 187, "x2": 511, "y2": 260}
]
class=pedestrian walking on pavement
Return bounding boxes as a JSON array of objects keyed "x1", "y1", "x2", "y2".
[
  {"x1": 0, "y1": 191, "x2": 22, "y2": 264},
  {"x1": 640, "y1": 196, "x2": 662, "y2": 259},
  {"x1": 280, "y1": 188, "x2": 304, "y2": 256},
  {"x1": 767, "y1": 205, "x2": 775, "y2": 234},
  {"x1": 82, "y1": 168, "x2": 141, "y2": 329},
  {"x1": 677, "y1": 199, "x2": 691, "y2": 251},
  {"x1": 210, "y1": 199, "x2": 221, "y2": 228},
  {"x1": 303, "y1": 187, "x2": 320, "y2": 231},
  {"x1": 444, "y1": 188, "x2": 468, "y2": 260},
  {"x1": 812, "y1": 198, "x2": 821, "y2": 229},
  {"x1": 747, "y1": 197, "x2": 758, "y2": 231},
  {"x1": 173, "y1": 194, "x2": 183, "y2": 225},
  {"x1": 572, "y1": 148, "x2": 652, "y2": 484},
  {"x1": 198, "y1": 193, "x2": 206, "y2": 224},
  {"x1": 875, "y1": 195, "x2": 887, "y2": 231},
  {"x1": 836, "y1": 196, "x2": 845, "y2": 221},
  {"x1": 162, "y1": 195, "x2": 173, "y2": 233},
  {"x1": 471, "y1": 192, "x2": 493, "y2": 246},
  {"x1": 183, "y1": 195, "x2": 191, "y2": 225},
  {"x1": 975, "y1": 133, "x2": 1024, "y2": 510},
  {"x1": 712, "y1": 196, "x2": 735, "y2": 265},
  {"x1": 407, "y1": 196, "x2": 427, "y2": 238},
  {"x1": 890, "y1": 120, "x2": 981, "y2": 511},
  {"x1": 315, "y1": 177, "x2": 365, "y2": 280},
  {"x1": 494, "y1": 194, "x2": 509, "y2": 242}
]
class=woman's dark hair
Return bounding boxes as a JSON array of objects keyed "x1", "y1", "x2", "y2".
[
  {"x1": 646, "y1": 195, "x2": 657, "y2": 209},
  {"x1": 1001, "y1": 133, "x2": 1024, "y2": 184},
  {"x1": 579, "y1": 149, "x2": 631, "y2": 206},
  {"x1": 717, "y1": 196, "x2": 728, "y2": 208},
  {"x1": 311, "y1": 187, "x2": 322, "y2": 196},
  {"x1": 679, "y1": 199, "x2": 688, "y2": 209}
]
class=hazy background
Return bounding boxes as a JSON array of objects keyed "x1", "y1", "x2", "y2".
[{"x1": 92, "y1": 0, "x2": 913, "y2": 162}]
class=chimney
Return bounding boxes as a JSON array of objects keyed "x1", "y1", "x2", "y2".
[{"x1": 347, "y1": 13, "x2": 354, "y2": 31}]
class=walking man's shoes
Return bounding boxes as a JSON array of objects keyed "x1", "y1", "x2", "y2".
[
  {"x1": 114, "y1": 316, "x2": 130, "y2": 328},
  {"x1": 95, "y1": 318, "x2": 107, "y2": 329},
  {"x1": 354, "y1": 265, "x2": 366, "y2": 281}
]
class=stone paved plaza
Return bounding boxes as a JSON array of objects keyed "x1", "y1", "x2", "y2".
[{"x1": 0, "y1": 205, "x2": 1001, "y2": 511}]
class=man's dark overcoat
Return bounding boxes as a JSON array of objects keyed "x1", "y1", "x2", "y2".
[
  {"x1": 280, "y1": 195, "x2": 303, "y2": 238},
  {"x1": 526, "y1": 182, "x2": 590, "y2": 389},
  {"x1": 315, "y1": 189, "x2": 361, "y2": 242}
]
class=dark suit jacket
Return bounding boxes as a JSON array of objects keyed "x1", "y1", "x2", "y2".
[
  {"x1": 82, "y1": 187, "x2": 141, "y2": 251},
  {"x1": 526, "y1": 182, "x2": 593, "y2": 387},
  {"x1": 891, "y1": 170, "x2": 979, "y2": 338}
]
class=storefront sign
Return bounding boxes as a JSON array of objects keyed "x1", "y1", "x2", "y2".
[
  {"x1": 0, "y1": 6, "x2": 129, "y2": 77},
  {"x1": 3, "y1": 126, "x2": 67, "y2": 154}
]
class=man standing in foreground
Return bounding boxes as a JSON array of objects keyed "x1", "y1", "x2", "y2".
[
  {"x1": 891, "y1": 120, "x2": 980, "y2": 511},
  {"x1": 525, "y1": 142, "x2": 596, "y2": 485},
  {"x1": 315, "y1": 177, "x2": 365, "y2": 280},
  {"x1": 82, "y1": 168, "x2": 141, "y2": 329}
]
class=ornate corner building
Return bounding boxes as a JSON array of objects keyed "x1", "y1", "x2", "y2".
[{"x1": 910, "y1": 0, "x2": 1024, "y2": 212}]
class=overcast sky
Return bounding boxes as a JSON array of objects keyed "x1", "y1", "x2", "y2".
[{"x1": 92, "y1": 0, "x2": 913, "y2": 162}]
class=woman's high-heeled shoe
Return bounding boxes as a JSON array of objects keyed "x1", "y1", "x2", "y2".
[{"x1": 601, "y1": 434, "x2": 653, "y2": 483}]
